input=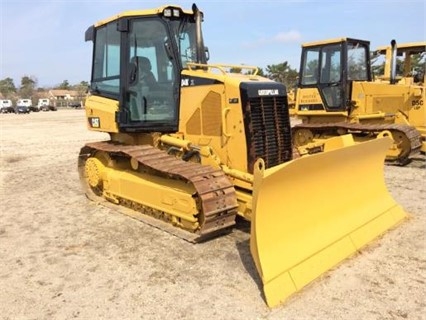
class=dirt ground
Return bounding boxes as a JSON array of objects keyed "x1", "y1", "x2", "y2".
[{"x1": 0, "y1": 109, "x2": 425, "y2": 320}]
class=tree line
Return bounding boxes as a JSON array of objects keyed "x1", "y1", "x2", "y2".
[
  {"x1": 0, "y1": 77, "x2": 89, "y2": 103},
  {"x1": 0, "y1": 62, "x2": 299, "y2": 102},
  {"x1": 1, "y1": 54, "x2": 423, "y2": 102}
]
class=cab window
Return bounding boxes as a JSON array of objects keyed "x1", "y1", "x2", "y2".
[{"x1": 92, "y1": 23, "x2": 121, "y2": 96}]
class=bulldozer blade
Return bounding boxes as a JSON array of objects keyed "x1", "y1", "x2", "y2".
[{"x1": 250, "y1": 136, "x2": 407, "y2": 308}]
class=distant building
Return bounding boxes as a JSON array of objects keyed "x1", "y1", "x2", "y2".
[{"x1": 48, "y1": 90, "x2": 81, "y2": 107}]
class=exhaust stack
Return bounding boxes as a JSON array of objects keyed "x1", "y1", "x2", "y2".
[{"x1": 390, "y1": 39, "x2": 397, "y2": 84}]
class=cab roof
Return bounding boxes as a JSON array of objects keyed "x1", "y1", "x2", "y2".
[
  {"x1": 94, "y1": 5, "x2": 195, "y2": 27},
  {"x1": 375, "y1": 41, "x2": 426, "y2": 55},
  {"x1": 301, "y1": 37, "x2": 370, "y2": 47}
]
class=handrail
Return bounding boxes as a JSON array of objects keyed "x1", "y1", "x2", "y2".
[{"x1": 186, "y1": 62, "x2": 259, "y2": 76}]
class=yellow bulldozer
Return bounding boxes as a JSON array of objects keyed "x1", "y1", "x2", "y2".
[
  {"x1": 373, "y1": 40, "x2": 425, "y2": 85},
  {"x1": 292, "y1": 37, "x2": 425, "y2": 165},
  {"x1": 79, "y1": 5, "x2": 406, "y2": 307}
]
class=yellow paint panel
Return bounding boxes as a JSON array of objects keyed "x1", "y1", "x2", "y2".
[
  {"x1": 105, "y1": 168, "x2": 198, "y2": 220},
  {"x1": 85, "y1": 95, "x2": 119, "y2": 133}
]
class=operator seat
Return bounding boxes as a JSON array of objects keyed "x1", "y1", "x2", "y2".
[
  {"x1": 131, "y1": 56, "x2": 157, "y2": 89},
  {"x1": 128, "y1": 56, "x2": 158, "y2": 121}
]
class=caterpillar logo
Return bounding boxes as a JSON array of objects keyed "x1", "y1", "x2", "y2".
[
  {"x1": 89, "y1": 117, "x2": 100, "y2": 128},
  {"x1": 258, "y1": 89, "x2": 279, "y2": 96}
]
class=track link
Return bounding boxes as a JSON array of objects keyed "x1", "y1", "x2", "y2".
[
  {"x1": 293, "y1": 122, "x2": 422, "y2": 165},
  {"x1": 78, "y1": 141, "x2": 238, "y2": 242}
]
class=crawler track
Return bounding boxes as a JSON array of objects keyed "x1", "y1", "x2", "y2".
[
  {"x1": 293, "y1": 122, "x2": 422, "y2": 165},
  {"x1": 78, "y1": 141, "x2": 238, "y2": 242}
]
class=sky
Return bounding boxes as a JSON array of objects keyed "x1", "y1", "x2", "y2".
[{"x1": 1, "y1": 0, "x2": 425, "y2": 88}]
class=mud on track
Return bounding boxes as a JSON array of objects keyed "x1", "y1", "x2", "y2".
[{"x1": 0, "y1": 110, "x2": 425, "y2": 319}]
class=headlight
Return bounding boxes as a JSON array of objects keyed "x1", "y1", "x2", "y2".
[
  {"x1": 163, "y1": 8, "x2": 172, "y2": 17},
  {"x1": 172, "y1": 9, "x2": 180, "y2": 17},
  {"x1": 163, "y1": 7, "x2": 181, "y2": 18}
]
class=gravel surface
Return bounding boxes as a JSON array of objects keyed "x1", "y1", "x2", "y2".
[{"x1": 0, "y1": 109, "x2": 425, "y2": 319}]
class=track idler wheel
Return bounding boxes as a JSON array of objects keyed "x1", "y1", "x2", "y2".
[
  {"x1": 85, "y1": 157, "x2": 105, "y2": 189},
  {"x1": 292, "y1": 128, "x2": 314, "y2": 147}
]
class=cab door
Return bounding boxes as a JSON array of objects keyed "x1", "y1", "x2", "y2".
[{"x1": 299, "y1": 42, "x2": 346, "y2": 111}]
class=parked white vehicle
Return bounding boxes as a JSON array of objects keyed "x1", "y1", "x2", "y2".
[
  {"x1": 0, "y1": 99, "x2": 14, "y2": 113},
  {"x1": 15, "y1": 99, "x2": 32, "y2": 113},
  {"x1": 37, "y1": 98, "x2": 50, "y2": 110},
  {"x1": 17, "y1": 99, "x2": 32, "y2": 107}
]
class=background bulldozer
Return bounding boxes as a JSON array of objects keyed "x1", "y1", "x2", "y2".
[
  {"x1": 373, "y1": 40, "x2": 425, "y2": 85},
  {"x1": 79, "y1": 5, "x2": 407, "y2": 307},
  {"x1": 292, "y1": 37, "x2": 425, "y2": 165}
]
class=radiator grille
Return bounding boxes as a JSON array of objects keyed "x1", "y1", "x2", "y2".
[{"x1": 243, "y1": 95, "x2": 293, "y2": 173}]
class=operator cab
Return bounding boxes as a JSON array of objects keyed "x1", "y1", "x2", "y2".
[
  {"x1": 298, "y1": 38, "x2": 371, "y2": 111},
  {"x1": 85, "y1": 5, "x2": 207, "y2": 133}
]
